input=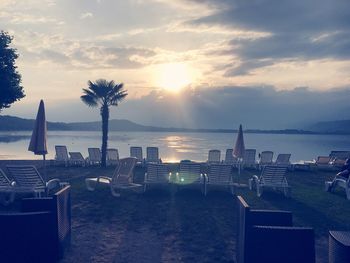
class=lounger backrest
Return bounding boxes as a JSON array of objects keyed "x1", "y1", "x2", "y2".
[
  {"x1": 208, "y1": 150, "x2": 221, "y2": 163},
  {"x1": 6, "y1": 165, "x2": 45, "y2": 189},
  {"x1": 107, "y1": 148, "x2": 119, "y2": 161},
  {"x1": 113, "y1": 157, "x2": 137, "y2": 184},
  {"x1": 88, "y1": 148, "x2": 101, "y2": 162},
  {"x1": 130, "y1": 147, "x2": 143, "y2": 162},
  {"x1": 55, "y1": 145, "x2": 69, "y2": 161},
  {"x1": 208, "y1": 164, "x2": 232, "y2": 184},
  {"x1": 260, "y1": 151, "x2": 273, "y2": 164},
  {"x1": 329, "y1": 151, "x2": 350, "y2": 160},
  {"x1": 179, "y1": 162, "x2": 201, "y2": 183},
  {"x1": 146, "y1": 147, "x2": 159, "y2": 163},
  {"x1": 224, "y1": 149, "x2": 236, "y2": 164},
  {"x1": 243, "y1": 149, "x2": 256, "y2": 165},
  {"x1": 275, "y1": 154, "x2": 291, "y2": 164},
  {"x1": 260, "y1": 165, "x2": 288, "y2": 186},
  {"x1": 69, "y1": 152, "x2": 84, "y2": 161},
  {"x1": 316, "y1": 156, "x2": 331, "y2": 164},
  {"x1": 0, "y1": 169, "x2": 12, "y2": 188},
  {"x1": 146, "y1": 163, "x2": 169, "y2": 183}
]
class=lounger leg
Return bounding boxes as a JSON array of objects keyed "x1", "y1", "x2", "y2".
[
  {"x1": 85, "y1": 179, "x2": 97, "y2": 191},
  {"x1": 257, "y1": 185, "x2": 263, "y2": 197},
  {"x1": 110, "y1": 187, "x2": 121, "y2": 197},
  {"x1": 143, "y1": 184, "x2": 147, "y2": 193},
  {"x1": 346, "y1": 188, "x2": 350, "y2": 200}
]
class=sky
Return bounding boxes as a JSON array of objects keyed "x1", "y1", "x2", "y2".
[{"x1": 1, "y1": 0, "x2": 350, "y2": 129}]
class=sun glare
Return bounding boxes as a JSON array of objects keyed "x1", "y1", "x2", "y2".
[{"x1": 154, "y1": 63, "x2": 194, "y2": 92}]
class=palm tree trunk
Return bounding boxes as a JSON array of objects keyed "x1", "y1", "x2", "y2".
[{"x1": 101, "y1": 104, "x2": 109, "y2": 167}]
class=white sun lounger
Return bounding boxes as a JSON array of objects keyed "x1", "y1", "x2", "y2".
[
  {"x1": 242, "y1": 149, "x2": 256, "y2": 169},
  {"x1": 69, "y1": 152, "x2": 85, "y2": 166},
  {"x1": 0, "y1": 169, "x2": 15, "y2": 205},
  {"x1": 224, "y1": 149, "x2": 238, "y2": 166},
  {"x1": 107, "y1": 148, "x2": 119, "y2": 166},
  {"x1": 130, "y1": 147, "x2": 143, "y2": 163},
  {"x1": 205, "y1": 164, "x2": 234, "y2": 196},
  {"x1": 6, "y1": 165, "x2": 68, "y2": 198},
  {"x1": 249, "y1": 165, "x2": 290, "y2": 197},
  {"x1": 86, "y1": 148, "x2": 101, "y2": 166},
  {"x1": 176, "y1": 162, "x2": 204, "y2": 194},
  {"x1": 85, "y1": 157, "x2": 141, "y2": 197},
  {"x1": 143, "y1": 163, "x2": 170, "y2": 192},
  {"x1": 208, "y1": 149, "x2": 221, "y2": 164},
  {"x1": 54, "y1": 145, "x2": 69, "y2": 166},
  {"x1": 146, "y1": 147, "x2": 160, "y2": 163}
]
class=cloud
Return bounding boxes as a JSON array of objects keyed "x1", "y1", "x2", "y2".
[
  {"x1": 184, "y1": 0, "x2": 350, "y2": 75},
  {"x1": 80, "y1": 12, "x2": 93, "y2": 19}
]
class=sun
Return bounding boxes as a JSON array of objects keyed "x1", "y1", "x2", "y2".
[{"x1": 154, "y1": 63, "x2": 194, "y2": 92}]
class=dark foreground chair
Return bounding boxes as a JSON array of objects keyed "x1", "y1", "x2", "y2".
[
  {"x1": 0, "y1": 185, "x2": 71, "y2": 263},
  {"x1": 236, "y1": 195, "x2": 315, "y2": 263}
]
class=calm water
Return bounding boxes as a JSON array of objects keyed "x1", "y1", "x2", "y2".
[{"x1": 0, "y1": 131, "x2": 349, "y2": 162}]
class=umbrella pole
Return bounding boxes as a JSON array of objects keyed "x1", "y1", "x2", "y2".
[{"x1": 43, "y1": 154, "x2": 46, "y2": 182}]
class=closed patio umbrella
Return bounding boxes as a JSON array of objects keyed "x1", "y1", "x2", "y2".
[
  {"x1": 28, "y1": 100, "x2": 48, "y2": 179},
  {"x1": 233, "y1": 124, "x2": 245, "y2": 184}
]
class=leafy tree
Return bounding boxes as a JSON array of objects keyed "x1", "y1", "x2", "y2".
[
  {"x1": 81, "y1": 79, "x2": 127, "y2": 167},
  {"x1": 0, "y1": 31, "x2": 25, "y2": 111}
]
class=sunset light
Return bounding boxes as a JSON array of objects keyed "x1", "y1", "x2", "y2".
[{"x1": 154, "y1": 63, "x2": 194, "y2": 92}]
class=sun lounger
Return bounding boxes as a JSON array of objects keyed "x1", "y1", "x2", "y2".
[
  {"x1": 314, "y1": 156, "x2": 332, "y2": 170},
  {"x1": 107, "y1": 148, "x2": 119, "y2": 166},
  {"x1": 146, "y1": 147, "x2": 160, "y2": 163},
  {"x1": 325, "y1": 174, "x2": 350, "y2": 200},
  {"x1": 205, "y1": 164, "x2": 234, "y2": 195},
  {"x1": 329, "y1": 151, "x2": 350, "y2": 161},
  {"x1": 224, "y1": 149, "x2": 238, "y2": 165},
  {"x1": 54, "y1": 145, "x2": 69, "y2": 166},
  {"x1": 6, "y1": 165, "x2": 68, "y2": 197},
  {"x1": 258, "y1": 151, "x2": 274, "y2": 168},
  {"x1": 144, "y1": 163, "x2": 170, "y2": 192},
  {"x1": 236, "y1": 196, "x2": 315, "y2": 263},
  {"x1": 249, "y1": 165, "x2": 290, "y2": 197},
  {"x1": 176, "y1": 162, "x2": 204, "y2": 194},
  {"x1": 242, "y1": 149, "x2": 256, "y2": 169},
  {"x1": 85, "y1": 157, "x2": 141, "y2": 197},
  {"x1": 0, "y1": 169, "x2": 15, "y2": 205},
  {"x1": 86, "y1": 148, "x2": 101, "y2": 165},
  {"x1": 130, "y1": 146, "x2": 143, "y2": 163},
  {"x1": 274, "y1": 153, "x2": 291, "y2": 169},
  {"x1": 69, "y1": 152, "x2": 85, "y2": 166},
  {"x1": 207, "y1": 149, "x2": 221, "y2": 164}
]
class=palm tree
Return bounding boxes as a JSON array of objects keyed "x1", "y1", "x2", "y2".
[{"x1": 81, "y1": 79, "x2": 127, "y2": 167}]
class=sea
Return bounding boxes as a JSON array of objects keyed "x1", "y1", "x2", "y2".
[{"x1": 0, "y1": 130, "x2": 349, "y2": 163}]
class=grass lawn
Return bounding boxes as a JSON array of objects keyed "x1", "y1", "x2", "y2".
[{"x1": 4, "y1": 164, "x2": 350, "y2": 263}]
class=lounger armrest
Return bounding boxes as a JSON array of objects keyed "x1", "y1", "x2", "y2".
[
  {"x1": 248, "y1": 226, "x2": 315, "y2": 263},
  {"x1": 252, "y1": 175, "x2": 259, "y2": 182},
  {"x1": 46, "y1": 179, "x2": 61, "y2": 192},
  {"x1": 97, "y1": 176, "x2": 112, "y2": 183},
  {"x1": 249, "y1": 209, "x2": 293, "y2": 226}
]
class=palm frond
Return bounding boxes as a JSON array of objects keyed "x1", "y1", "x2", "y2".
[{"x1": 81, "y1": 94, "x2": 98, "y2": 107}]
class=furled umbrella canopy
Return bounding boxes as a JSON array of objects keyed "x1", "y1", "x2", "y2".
[
  {"x1": 233, "y1": 124, "x2": 245, "y2": 159},
  {"x1": 28, "y1": 100, "x2": 48, "y2": 155}
]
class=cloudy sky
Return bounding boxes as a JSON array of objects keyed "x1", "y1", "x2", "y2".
[{"x1": 1, "y1": 0, "x2": 350, "y2": 129}]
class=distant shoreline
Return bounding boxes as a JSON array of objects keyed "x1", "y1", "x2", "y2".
[
  {"x1": 2, "y1": 114, "x2": 350, "y2": 135},
  {"x1": 1, "y1": 128, "x2": 350, "y2": 135}
]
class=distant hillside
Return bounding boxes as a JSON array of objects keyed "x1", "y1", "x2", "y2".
[
  {"x1": 0, "y1": 115, "x2": 320, "y2": 134},
  {"x1": 0, "y1": 115, "x2": 69, "y2": 131},
  {"x1": 309, "y1": 120, "x2": 350, "y2": 134}
]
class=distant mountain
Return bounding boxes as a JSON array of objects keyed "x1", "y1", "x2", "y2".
[
  {"x1": 0, "y1": 114, "x2": 320, "y2": 134},
  {"x1": 309, "y1": 120, "x2": 350, "y2": 134}
]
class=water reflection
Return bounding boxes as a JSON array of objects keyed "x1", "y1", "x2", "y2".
[{"x1": 1, "y1": 131, "x2": 350, "y2": 162}]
